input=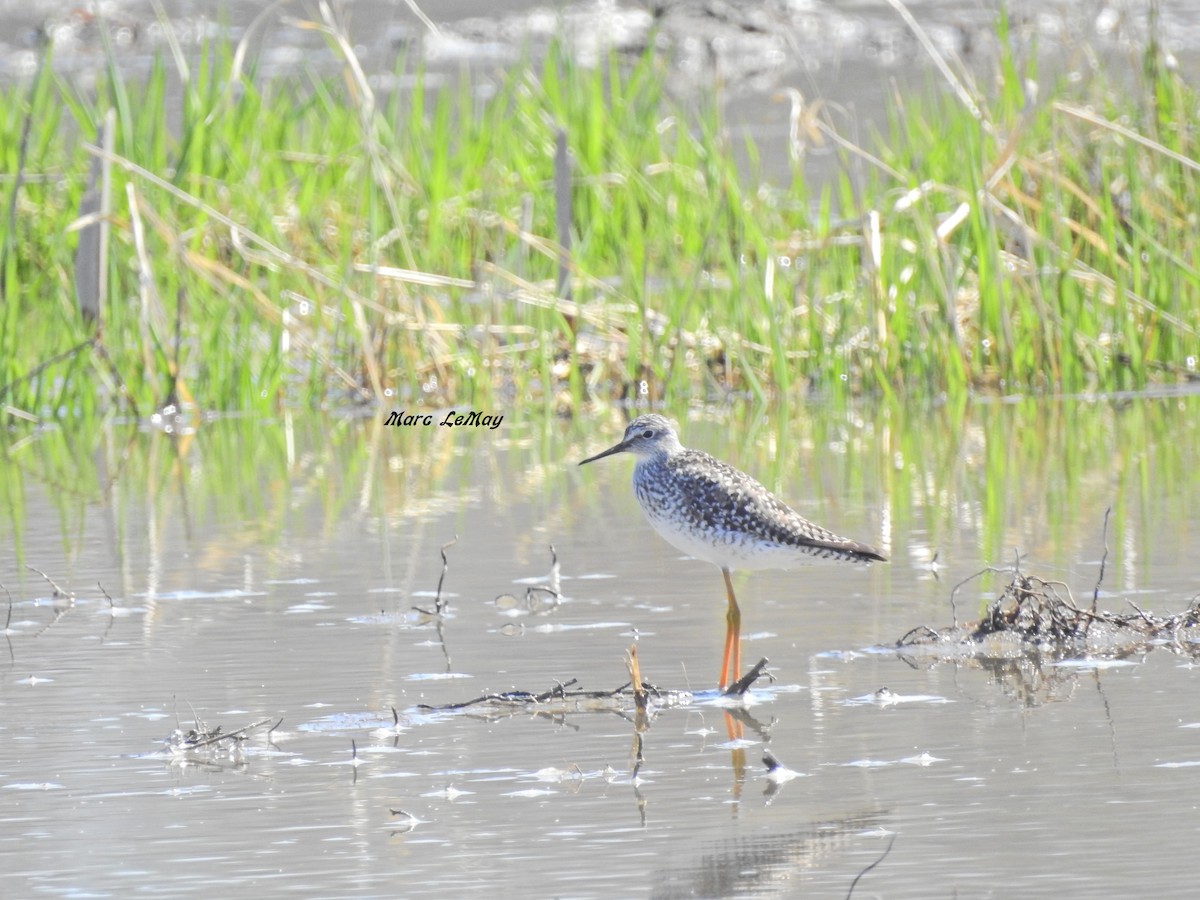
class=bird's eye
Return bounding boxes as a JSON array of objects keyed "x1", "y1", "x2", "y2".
[{"x1": 642, "y1": 429, "x2": 654, "y2": 439}]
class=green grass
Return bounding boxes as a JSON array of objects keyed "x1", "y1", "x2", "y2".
[{"x1": 1, "y1": 11, "x2": 1198, "y2": 420}]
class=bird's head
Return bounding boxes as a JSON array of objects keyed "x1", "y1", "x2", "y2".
[{"x1": 579, "y1": 414, "x2": 682, "y2": 465}]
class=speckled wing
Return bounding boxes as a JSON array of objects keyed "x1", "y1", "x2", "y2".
[{"x1": 648, "y1": 449, "x2": 887, "y2": 565}]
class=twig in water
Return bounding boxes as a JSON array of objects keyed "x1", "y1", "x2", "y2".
[
  {"x1": 414, "y1": 677, "x2": 680, "y2": 713},
  {"x1": 1125, "y1": 599, "x2": 1158, "y2": 629},
  {"x1": 626, "y1": 645, "x2": 647, "y2": 711},
  {"x1": 98, "y1": 581, "x2": 117, "y2": 644},
  {"x1": 846, "y1": 833, "x2": 897, "y2": 900},
  {"x1": 502, "y1": 545, "x2": 564, "y2": 614},
  {"x1": 388, "y1": 807, "x2": 420, "y2": 833},
  {"x1": 412, "y1": 538, "x2": 457, "y2": 670},
  {"x1": 26, "y1": 564, "x2": 73, "y2": 598},
  {"x1": 413, "y1": 535, "x2": 457, "y2": 617},
  {"x1": 27, "y1": 566, "x2": 76, "y2": 637},
  {"x1": 1, "y1": 582, "x2": 13, "y2": 666},
  {"x1": 723, "y1": 657, "x2": 770, "y2": 696},
  {"x1": 436, "y1": 540, "x2": 453, "y2": 619},
  {"x1": 1092, "y1": 506, "x2": 1112, "y2": 615},
  {"x1": 547, "y1": 544, "x2": 561, "y2": 597},
  {"x1": 947, "y1": 565, "x2": 1008, "y2": 628},
  {"x1": 630, "y1": 730, "x2": 645, "y2": 781},
  {"x1": 493, "y1": 546, "x2": 564, "y2": 616},
  {"x1": 1092, "y1": 668, "x2": 1120, "y2": 772},
  {"x1": 165, "y1": 712, "x2": 277, "y2": 755},
  {"x1": 896, "y1": 624, "x2": 944, "y2": 646},
  {"x1": 184, "y1": 699, "x2": 205, "y2": 733},
  {"x1": 184, "y1": 718, "x2": 274, "y2": 751},
  {"x1": 434, "y1": 618, "x2": 451, "y2": 673},
  {"x1": 762, "y1": 748, "x2": 784, "y2": 773}
]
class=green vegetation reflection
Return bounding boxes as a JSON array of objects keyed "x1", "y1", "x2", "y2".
[{"x1": 2, "y1": 396, "x2": 1196, "y2": 609}]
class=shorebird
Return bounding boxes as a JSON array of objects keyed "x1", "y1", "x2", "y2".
[{"x1": 579, "y1": 414, "x2": 886, "y2": 690}]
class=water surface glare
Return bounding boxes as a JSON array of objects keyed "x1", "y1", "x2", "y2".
[{"x1": 1, "y1": 397, "x2": 1199, "y2": 897}]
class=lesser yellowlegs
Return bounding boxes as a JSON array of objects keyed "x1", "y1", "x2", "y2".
[{"x1": 579, "y1": 414, "x2": 886, "y2": 690}]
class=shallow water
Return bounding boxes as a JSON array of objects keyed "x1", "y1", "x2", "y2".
[{"x1": 2, "y1": 394, "x2": 1199, "y2": 897}]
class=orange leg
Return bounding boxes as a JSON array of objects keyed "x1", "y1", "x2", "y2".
[
  {"x1": 724, "y1": 711, "x2": 747, "y2": 801},
  {"x1": 719, "y1": 567, "x2": 741, "y2": 690}
]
